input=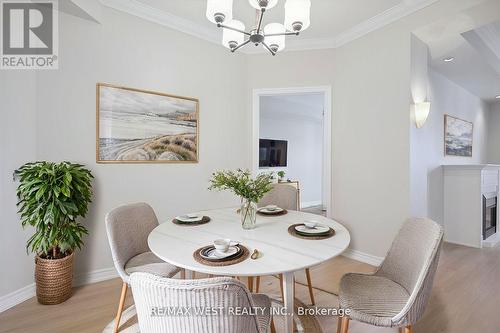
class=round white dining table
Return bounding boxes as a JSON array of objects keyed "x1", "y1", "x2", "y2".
[{"x1": 148, "y1": 207, "x2": 351, "y2": 333}]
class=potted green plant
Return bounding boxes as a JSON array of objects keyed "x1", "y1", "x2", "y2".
[
  {"x1": 209, "y1": 169, "x2": 273, "y2": 229},
  {"x1": 277, "y1": 170, "x2": 286, "y2": 182},
  {"x1": 15, "y1": 161, "x2": 93, "y2": 305}
]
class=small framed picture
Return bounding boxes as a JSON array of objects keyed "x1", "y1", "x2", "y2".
[{"x1": 444, "y1": 114, "x2": 473, "y2": 157}]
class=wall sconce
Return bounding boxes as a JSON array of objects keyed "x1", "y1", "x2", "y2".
[{"x1": 414, "y1": 102, "x2": 431, "y2": 128}]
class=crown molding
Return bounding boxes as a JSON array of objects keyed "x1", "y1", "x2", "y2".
[
  {"x1": 332, "y1": 0, "x2": 441, "y2": 49},
  {"x1": 245, "y1": 0, "x2": 441, "y2": 53},
  {"x1": 99, "y1": 0, "x2": 220, "y2": 45},
  {"x1": 99, "y1": 0, "x2": 440, "y2": 54}
]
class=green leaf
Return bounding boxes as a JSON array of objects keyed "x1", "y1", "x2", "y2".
[
  {"x1": 61, "y1": 186, "x2": 70, "y2": 197},
  {"x1": 64, "y1": 172, "x2": 72, "y2": 185},
  {"x1": 53, "y1": 187, "x2": 60, "y2": 198},
  {"x1": 35, "y1": 184, "x2": 47, "y2": 201}
]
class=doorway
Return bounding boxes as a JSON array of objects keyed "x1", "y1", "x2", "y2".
[{"x1": 252, "y1": 86, "x2": 332, "y2": 217}]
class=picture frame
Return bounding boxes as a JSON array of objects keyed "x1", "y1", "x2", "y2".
[
  {"x1": 444, "y1": 114, "x2": 473, "y2": 157},
  {"x1": 96, "y1": 83, "x2": 199, "y2": 163}
]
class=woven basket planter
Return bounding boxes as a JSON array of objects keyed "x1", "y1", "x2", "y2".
[{"x1": 35, "y1": 252, "x2": 74, "y2": 305}]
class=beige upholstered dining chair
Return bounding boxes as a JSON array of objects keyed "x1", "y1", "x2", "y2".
[
  {"x1": 255, "y1": 183, "x2": 316, "y2": 306},
  {"x1": 258, "y1": 183, "x2": 300, "y2": 211},
  {"x1": 130, "y1": 272, "x2": 276, "y2": 333},
  {"x1": 105, "y1": 202, "x2": 181, "y2": 333},
  {"x1": 337, "y1": 218, "x2": 444, "y2": 333}
]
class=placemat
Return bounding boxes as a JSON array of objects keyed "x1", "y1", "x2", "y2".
[
  {"x1": 172, "y1": 216, "x2": 211, "y2": 226},
  {"x1": 288, "y1": 223, "x2": 335, "y2": 240},
  {"x1": 193, "y1": 245, "x2": 250, "y2": 266},
  {"x1": 257, "y1": 209, "x2": 288, "y2": 216}
]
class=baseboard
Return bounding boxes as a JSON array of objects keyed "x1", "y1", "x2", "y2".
[
  {"x1": 301, "y1": 200, "x2": 323, "y2": 209},
  {"x1": 74, "y1": 267, "x2": 118, "y2": 286},
  {"x1": 444, "y1": 238, "x2": 481, "y2": 249},
  {"x1": 0, "y1": 267, "x2": 118, "y2": 314},
  {"x1": 342, "y1": 248, "x2": 384, "y2": 267},
  {"x1": 0, "y1": 283, "x2": 36, "y2": 313}
]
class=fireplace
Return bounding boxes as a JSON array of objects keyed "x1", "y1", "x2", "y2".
[{"x1": 483, "y1": 193, "x2": 497, "y2": 240}]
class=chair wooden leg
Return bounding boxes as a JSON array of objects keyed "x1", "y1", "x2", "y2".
[
  {"x1": 256, "y1": 276, "x2": 261, "y2": 293},
  {"x1": 404, "y1": 326, "x2": 413, "y2": 333},
  {"x1": 279, "y1": 274, "x2": 284, "y2": 301},
  {"x1": 114, "y1": 282, "x2": 128, "y2": 333},
  {"x1": 305, "y1": 268, "x2": 315, "y2": 305},
  {"x1": 336, "y1": 316, "x2": 343, "y2": 333},
  {"x1": 270, "y1": 318, "x2": 276, "y2": 333},
  {"x1": 248, "y1": 276, "x2": 254, "y2": 292},
  {"x1": 340, "y1": 317, "x2": 350, "y2": 333}
]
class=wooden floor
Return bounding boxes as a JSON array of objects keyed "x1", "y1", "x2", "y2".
[
  {"x1": 301, "y1": 205, "x2": 326, "y2": 217},
  {"x1": 1, "y1": 242, "x2": 499, "y2": 333}
]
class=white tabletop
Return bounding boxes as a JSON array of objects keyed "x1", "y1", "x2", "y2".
[{"x1": 148, "y1": 207, "x2": 351, "y2": 277}]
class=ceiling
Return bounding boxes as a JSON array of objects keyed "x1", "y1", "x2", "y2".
[
  {"x1": 415, "y1": 0, "x2": 500, "y2": 102},
  {"x1": 138, "y1": 0, "x2": 402, "y2": 40},
  {"x1": 99, "y1": 0, "x2": 440, "y2": 52}
]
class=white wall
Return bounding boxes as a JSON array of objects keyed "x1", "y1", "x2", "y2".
[
  {"x1": 35, "y1": 9, "x2": 249, "y2": 279},
  {"x1": 410, "y1": 36, "x2": 490, "y2": 222},
  {"x1": 259, "y1": 95, "x2": 323, "y2": 206},
  {"x1": 0, "y1": 72, "x2": 38, "y2": 296},
  {"x1": 1, "y1": 0, "x2": 487, "y2": 301},
  {"x1": 0, "y1": 8, "x2": 249, "y2": 299},
  {"x1": 488, "y1": 102, "x2": 500, "y2": 163},
  {"x1": 410, "y1": 35, "x2": 431, "y2": 218},
  {"x1": 247, "y1": 0, "x2": 484, "y2": 258},
  {"x1": 247, "y1": 38, "x2": 411, "y2": 257}
]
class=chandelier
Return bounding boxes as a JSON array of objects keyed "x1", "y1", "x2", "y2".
[{"x1": 206, "y1": 0, "x2": 311, "y2": 55}]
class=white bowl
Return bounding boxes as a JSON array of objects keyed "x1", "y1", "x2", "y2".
[
  {"x1": 304, "y1": 220, "x2": 319, "y2": 229},
  {"x1": 266, "y1": 205, "x2": 278, "y2": 211}
]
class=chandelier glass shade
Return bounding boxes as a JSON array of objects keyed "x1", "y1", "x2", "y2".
[
  {"x1": 284, "y1": 0, "x2": 311, "y2": 32},
  {"x1": 222, "y1": 20, "x2": 245, "y2": 50},
  {"x1": 206, "y1": 0, "x2": 233, "y2": 24},
  {"x1": 264, "y1": 23, "x2": 286, "y2": 52},
  {"x1": 206, "y1": 0, "x2": 311, "y2": 55}
]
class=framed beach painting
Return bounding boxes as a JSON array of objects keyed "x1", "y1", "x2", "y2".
[
  {"x1": 96, "y1": 83, "x2": 199, "y2": 163},
  {"x1": 444, "y1": 115, "x2": 473, "y2": 157}
]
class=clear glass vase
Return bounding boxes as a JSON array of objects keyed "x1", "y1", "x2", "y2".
[{"x1": 240, "y1": 199, "x2": 257, "y2": 230}]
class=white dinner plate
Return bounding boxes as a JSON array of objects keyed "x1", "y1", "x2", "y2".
[
  {"x1": 200, "y1": 246, "x2": 240, "y2": 259},
  {"x1": 175, "y1": 214, "x2": 203, "y2": 223},
  {"x1": 258, "y1": 207, "x2": 284, "y2": 214},
  {"x1": 295, "y1": 224, "x2": 330, "y2": 234}
]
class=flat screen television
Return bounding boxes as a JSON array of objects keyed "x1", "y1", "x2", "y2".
[{"x1": 259, "y1": 139, "x2": 288, "y2": 167}]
